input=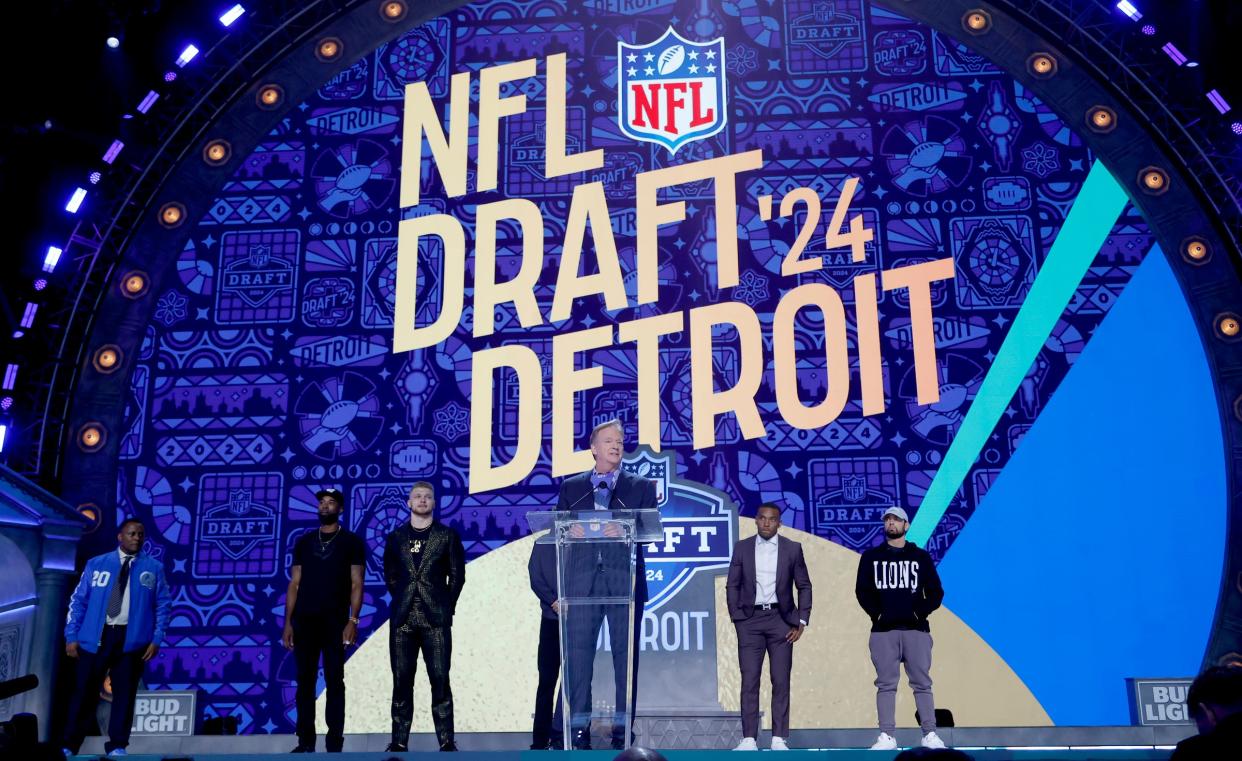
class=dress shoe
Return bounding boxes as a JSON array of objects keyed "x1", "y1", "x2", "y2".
[
  {"x1": 440, "y1": 740, "x2": 459, "y2": 751},
  {"x1": 290, "y1": 744, "x2": 315, "y2": 753},
  {"x1": 385, "y1": 742, "x2": 408, "y2": 752}
]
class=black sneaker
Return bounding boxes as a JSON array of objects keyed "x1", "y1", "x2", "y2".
[
  {"x1": 385, "y1": 742, "x2": 408, "y2": 753},
  {"x1": 440, "y1": 741, "x2": 459, "y2": 751},
  {"x1": 290, "y1": 744, "x2": 315, "y2": 753}
]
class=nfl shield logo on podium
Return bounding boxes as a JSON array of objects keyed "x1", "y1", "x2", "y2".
[{"x1": 618, "y1": 27, "x2": 727, "y2": 155}]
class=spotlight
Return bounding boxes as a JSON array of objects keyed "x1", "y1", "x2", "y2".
[
  {"x1": 380, "y1": 1, "x2": 408, "y2": 21},
  {"x1": 256, "y1": 84, "x2": 283, "y2": 109},
  {"x1": 165, "y1": 71, "x2": 177, "y2": 82},
  {"x1": 43, "y1": 246, "x2": 63, "y2": 273},
  {"x1": 219, "y1": 4, "x2": 246, "y2": 27},
  {"x1": 34, "y1": 279, "x2": 47, "y2": 291},
  {"x1": 203, "y1": 139, "x2": 231, "y2": 165},
  {"x1": 89, "y1": 171, "x2": 102, "y2": 184},
  {"x1": 19, "y1": 303, "x2": 37, "y2": 329},
  {"x1": 102, "y1": 140, "x2": 124, "y2": 164},
  {"x1": 176, "y1": 44, "x2": 200, "y2": 68},
  {"x1": 0, "y1": 397, "x2": 11, "y2": 410},
  {"x1": 77, "y1": 503, "x2": 102, "y2": 532},
  {"x1": 106, "y1": 36, "x2": 120, "y2": 50},
  {"x1": 1138, "y1": 166, "x2": 1169, "y2": 195},
  {"x1": 65, "y1": 187, "x2": 87, "y2": 213},
  {"x1": 1182, "y1": 237, "x2": 1210, "y2": 264},
  {"x1": 315, "y1": 37, "x2": 343, "y2": 61},
  {"x1": 121, "y1": 271, "x2": 149, "y2": 298},
  {"x1": 1116, "y1": 1, "x2": 1142, "y2": 22},
  {"x1": 1162, "y1": 42, "x2": 1187, "y2": 66},
  {"x1": 137, "y1": 91, "x2": 159, "y2": 114},
  {"x1": 159, "y1": 202, "x2": 185, "y2": 228},
  {"x1": 3, "y1": 364, "x2": 18, "y2": 390},
  {"x1": 93, "y1": 345, "x2": 123, "y2": 374},
  {"x1": 1027, "y1": 53, "x2": 1057, "y2": 78},
  {"x1": 1219, "y1": 314, "x2": 1241, "y2": 339},
  {"x1": 1207, "y1": 90, "x2": 1231, "y2": 115},
  {"x1": 0, "y1": 425, "x2": 6, "y2": 453},
  {"x1": 1141, "y1": 24, "x2": 1156, "y2": 36},
  {"x1": 1232, "y1": 122, "x2": 1242, "y2": 136},
  {"x1": 78, "y1": 423, "x2": 106, "y2": 452},
  {"x1": 962, "y1": 9, "x2": 991, "y2": 34},
  {"x1": 1086, "y1": 106, "x2": 1117, "y2": 133}
]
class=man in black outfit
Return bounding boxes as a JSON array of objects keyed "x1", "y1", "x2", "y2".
[
  {"x1": 555, "y1": 419, "x2": 657, "y2": 750},
  {"x1": 384, "y1": 481, "x2": 466, "y2": 752},
  {"x1": 527, "y1": 541, "x2": 565, "y2": 750},
  {"x1": 1171, "y1": 665, "x2": 1242, "y2": 760},
  {"x1": 283, "y1": 487, "x2": 365, "y2": 753}
]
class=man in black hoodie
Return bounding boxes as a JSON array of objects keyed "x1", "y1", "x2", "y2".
[{"x1": 855, "y1": 506, "x2": 946, "y2": 751}]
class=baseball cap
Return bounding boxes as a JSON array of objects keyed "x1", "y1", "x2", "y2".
[
  {"x1": 315, "y1": 488, "x2": 345, "y2": 506},
  {"x1": 881, "y1": 506, "x2": 909, "y2": 522}
]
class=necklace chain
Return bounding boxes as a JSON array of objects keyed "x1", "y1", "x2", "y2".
[{"x1": 318, "y1": 528, "x2": 340, "y2": 551}]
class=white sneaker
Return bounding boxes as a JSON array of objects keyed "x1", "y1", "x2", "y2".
[
  {"x1": 869, "y1": 732, "x2": 897, "y2": 750},
  {"x1": 770, "y1": 737, "x2": 789, "y2": 751},
  {"x1": 921, "y1": 731, "x2": 946, "y2": 749},
  {"x1": 733, "y1": 737, "x2": 759, "y2": 751}
]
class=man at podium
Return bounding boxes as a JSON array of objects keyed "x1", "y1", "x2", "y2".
[{"x1": 554, "y1": 419, "x2": 657, "y2": 749}]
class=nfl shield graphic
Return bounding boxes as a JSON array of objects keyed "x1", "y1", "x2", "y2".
[{"x1": 618, "y1": 28, "x2": 727, "y2": 155}]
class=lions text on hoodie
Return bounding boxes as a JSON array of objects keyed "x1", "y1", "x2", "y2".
[{"x1": 854, "y1": 541, "x2": 943, "y2": 632}]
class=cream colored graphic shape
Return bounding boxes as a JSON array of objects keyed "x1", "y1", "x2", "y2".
[{"x1": 323, "y1": 526, "x2": 1049, "y2": 733}]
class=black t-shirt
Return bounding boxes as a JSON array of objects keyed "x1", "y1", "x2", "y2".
[
  {"x1": 291, "y1": 528, "x2": 366, "y2": 621},
  {"x1": 408, "y1": 524, "x2": 432, "y2": 571}
]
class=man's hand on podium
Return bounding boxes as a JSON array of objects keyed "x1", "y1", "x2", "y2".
[
  {"x1": 569, "y1": 524, "x2": 586, "y2": 538},
  {"x1": 603, "y1": 522, "x2": 623, "y2": 538},
  {"x1": 552, "y1": 600, "x2": 560, "y2": 615}
]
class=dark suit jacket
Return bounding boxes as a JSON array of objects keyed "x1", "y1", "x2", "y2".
[
  {"x1": 554, "y1": 469, "x2": 656, "y2": 604},
  {"x1": 528, "y1": 542, "x2": 558, "y2": 620},
  {"x1": 726, "y1": 534, "x2": 812, "y2": 628},
  {"x1": 383, "y1": 521, "x2": 466, "y2": 628}
]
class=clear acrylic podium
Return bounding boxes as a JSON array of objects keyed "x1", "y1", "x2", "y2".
[{"x1": 527, "y1": 508, "x2": 663, "y2": 749}]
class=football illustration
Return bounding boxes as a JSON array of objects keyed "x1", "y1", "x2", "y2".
[{"x1": 658, "y1": 44, "x2": 685, "y2": 74}]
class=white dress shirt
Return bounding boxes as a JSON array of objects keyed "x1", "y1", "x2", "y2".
[
  {"x1": 753, "y1": 534, "x2": 779, "y2": 605},
  {"x1": 106, "y1": 549, "x2": 136, "y2": 625}
]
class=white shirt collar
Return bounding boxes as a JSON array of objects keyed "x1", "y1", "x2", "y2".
[
  {"x1": 117, "y1": 548, "x2": 137, "y2": 561},
  {"x1": 756, "y1": 533, "x2": 778, "y2": 546}
]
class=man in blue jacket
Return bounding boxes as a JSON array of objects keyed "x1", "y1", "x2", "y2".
[{"x1": 62, "y1": 518, "x2": 172, "y2": 757}]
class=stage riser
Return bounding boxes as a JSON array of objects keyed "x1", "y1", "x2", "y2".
[{"x1": 68, "y1": 750, "x2": 1175, "y2": 760}]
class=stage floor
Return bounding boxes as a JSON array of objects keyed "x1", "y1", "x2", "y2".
[
  {"x1": 74, "y1": 728, "x2": 1184, "y2": 760},
  {"x1": 67, "y1": 751, "x2": 1175, "y2": 760}
]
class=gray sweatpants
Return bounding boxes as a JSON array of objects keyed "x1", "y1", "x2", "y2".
[{"x1": 868, "y1": 629, "x2": 936, "y2": 733}]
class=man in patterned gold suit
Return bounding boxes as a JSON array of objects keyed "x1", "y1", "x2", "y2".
[{"x1": 383, "y1": 482, "x2": 466, "y2": 752}]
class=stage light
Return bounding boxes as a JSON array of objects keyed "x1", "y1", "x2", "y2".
[
  {"x1": 1138, "y1": 166, "x2": 1169, "y2": 195},
  {"x1": 165, "y1": 71, "x2": 177, "y2": 82},
  {"x1": 1233, "y1": 122, "x2": 1242, "y2": 136},
  {"x1": 1027, "y1": 53, "x2": 1057, "y2": 78},
  {"x1": 3, "y1": 364, "x2": 17, "y2": 390},
  {"x1": 962, "y1": 9, "x2": 991, "y2": 34},
  {"x1": 1086, "y1": 106, "x2": 1117, "y2": 133},
  {"x1": 159, "y1": 202, "x2": 185, "y2": 228},
  {"x1": 78, "y1": 423, "x2": 106, "y2": 452},
  {"x1": 1207, "y1": 90, "x2": 1231, "y2": 115},
  {"x1": 203, "y1": 139, "x2": 231, "y2": 165},
  {"x1": 0, "y1": 397, "x2": 11, "y2": 410},
  {"x1": 43, "y1": 246, "x2": 63, "y2": 273},
  {"x1": 1218, "y1": 314, "x2": 1241, "y2": 339},
  {"x1": 34, "y1": 279, "x2": 47, "y2": 291},
  {"x1": 106, "y1": 36, "x2": 120, "y2": 50},
  {"x1": 1116, "y1": 1, "x2": 1142, "y2": 21},
  {"x1": 89, "y1": 171, "x2": 102, "y2": 185},
  {"x1": 1182, "y1": 237, "x2": 1210, "y2": 264},
  {"x1": 1141, "y1": 24, "x2": 1155, "y2": 36},
  {"x1": 1162, "y1": 42, "x2": 1187, "y2": 66},
  {"x1": 77, "y1": 503, "x2": 101, "y2": 530},
  {"x1": 19, "y1": 303, "x2": 37, "y2": 329},
  {"x1": 121, "y1": 272, "x2": 149, "y2": 298},
  {"x1": 381, "y1": 1, "x2": 407, "y2": 21},
  {"x1": 102, "y1": 140, "x2": 124, "y2": 164},
  {"x1": 0, "y1": 425, "x2": 7, "y2": 454},
  {"x1": 315, "y1": 37, "x2": 343, "y2": 61},
  {"x1": 93, "y1": 345, "x2": 122, "y2": 374},
  {"x1": 137, "y1": 90, "x2": 159, "y2": 114},
  {"x1": 257, "y1": 84, "x2": 283, "y2": 109},
  {"x1": 219, "y1": 4, "x2": 245, "y2": 27},
  {"x1": 65, "y1": 187, "x2": 87, "y2": 213},
  {"x1": 176, "y1": 44, "x2": 199, "y2": 68}
]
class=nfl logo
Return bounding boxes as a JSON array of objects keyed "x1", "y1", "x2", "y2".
[{"x1": 618, "y1": 27, "x2": 727, "y2": 155}]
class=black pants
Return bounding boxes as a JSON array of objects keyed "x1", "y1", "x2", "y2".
[
  {"x1": 293, "y1": 616, "x2": 346, "y2": 751},
  {"x1": 532, "y1": 616, "x2": 565, "y2": 748},
  {"x1": 565, "y1": 603, "x2": 640, "y2": 744},
  {"x1": 62, "y1": 625, "x2": 146, "y2": 754},
  {"x1": 390, "y1": 623, "x2": 453, "y2": 746},
  {"x1": 736, "y1": 609, "x2": 794, "y2": 738}
]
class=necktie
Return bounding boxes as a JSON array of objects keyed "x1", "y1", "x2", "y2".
[{"x1": 108, "y1": 556, "x2": 132, "y2": 619}]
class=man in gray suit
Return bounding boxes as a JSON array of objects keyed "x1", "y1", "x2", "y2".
[{"x1": 726, "y1": 503, "x2": 812, "y2": 750}]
